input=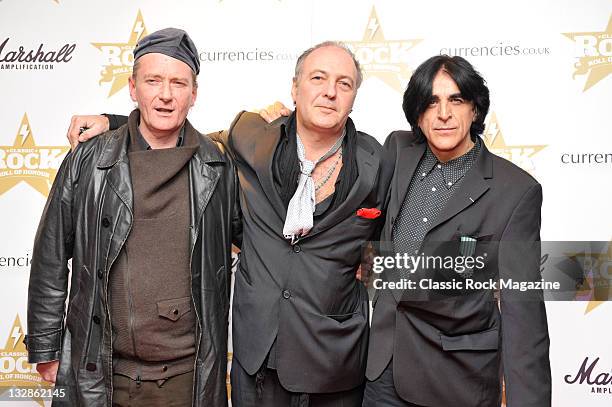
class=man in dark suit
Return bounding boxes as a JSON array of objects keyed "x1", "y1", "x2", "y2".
[
  {"x1": 363, "y1": 55, "x2": 551, "y2": 407},
  {"x1": 65, "y1": 41, "x2": 393, "y2": 407},
  {"x1": 226, "y1": 41, "x2": 393, "y2": 407}
]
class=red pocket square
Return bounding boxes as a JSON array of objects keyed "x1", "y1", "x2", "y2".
[{"x1": 356, "y1": 207, "x2": 381, "y2": 219}]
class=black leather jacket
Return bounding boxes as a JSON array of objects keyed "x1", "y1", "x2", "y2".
[{"x1": 26, "y1": 116, "x2": 241, "y2": 406}]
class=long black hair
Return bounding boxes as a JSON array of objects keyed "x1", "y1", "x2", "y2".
[{"x1": 402, "y1": 55, "x2": 490, "y2": 142}]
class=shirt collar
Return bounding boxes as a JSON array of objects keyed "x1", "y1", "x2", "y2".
[
  {"x1": 132, "y1": 126, "x2": 186, "y2": 151},
  {"x1": 421, "y1": 137, "x2": 482, "y2": 188}
]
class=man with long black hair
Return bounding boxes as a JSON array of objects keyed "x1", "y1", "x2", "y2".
[{"x1": 364, "y1": 55, "x2": 551, "y2": 407}]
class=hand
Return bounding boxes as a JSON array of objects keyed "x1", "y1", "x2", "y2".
[
  {"x1": 36, "y1": 360, "x2": 59, "y2": 383},
  {"x1": 258, "y1": 101, "x2": 291, "y2": 123},
  {"x1": 66, "y1": 115, "x2": 110, "y2": 150},
  {"x1": 358, "y1": 244, "x2": 375, "y2": 286}
]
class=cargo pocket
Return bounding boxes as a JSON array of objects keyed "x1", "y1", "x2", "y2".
[{"x1": 157, "y1": 296, "x2": 192, "y2": 321}]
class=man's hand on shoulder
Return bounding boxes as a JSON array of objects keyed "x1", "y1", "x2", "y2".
[
  {"x1": 258, "y1": 101, "x2": 291, "y2": 123},
  {"x1": 36, "y1": 360, "x2": 59, "y2": 383},
  {"x1": 66, "y1": 115, "x2": 110, "y2": 150}
]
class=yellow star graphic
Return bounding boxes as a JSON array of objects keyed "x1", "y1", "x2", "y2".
[
  {"x1": 566, "y1": 239, "x2": 612, "y2": 314},
  {"x1": 345, "y1": 6, "x2": 422, "y2": 92},
  {"x1": 482, "y1": 112, "x2": 546, "y2": 174},
  {"x1": 563, "y1": 14, "x2": 612, "y2": 91},
  {"x1": 0, "y1": 113, "x2": 70, "y2": 197},
  {"x1": 0, "y1": 315, "x2": 51, "y2": 406},
  {"x1": 91, "y1": 10, "x2": 148, "y2": 97}
]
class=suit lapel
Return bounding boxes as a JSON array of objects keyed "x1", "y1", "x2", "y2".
[
  {"x1": 426, "y1": 144, "x2": 493, "y2": 234},
  {"x1": 306, "y1": 141, "x2": 379, "y2": 239},
  {"x1": 251, "y1": 124, "x2": 287, "y2": 222},
  {"x1": 386, "y1": 143, "x2": 426, "y2": 237}
]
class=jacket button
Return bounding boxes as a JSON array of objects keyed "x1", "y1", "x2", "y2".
[
  {"x1": 292, "y1": 244, "x2": 301, "y2": 253},
  {"x1": 162, "y1": 365, "x2": 168, "y2": 372},
  {"x1": 101, "y1": 217, "x2": 111, "y2": 228},
  {"x1": 172, "y1": 309, "x2": 179, "y2": 316},
  {"x1": 97, "y1": 269, "x2": 103, "y2": 279},
  {"x1": 86, "y1": 363, "x2": 97, "y2": 371},
  {"x1": 282, "y1": 290, "x2": 291, "y2": 299},
  {"x1": 92, "y1": 315, "x2": 100, "y2": 324}
]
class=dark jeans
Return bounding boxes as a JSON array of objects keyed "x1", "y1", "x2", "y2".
[
  {"x1": 231, "y1": 357, "x2": 364, "y2": 407},
  {"x1": 362, "y1": 360, "x2": 423, "y2": 407},
  {"x1": 112, "y1": 371, "x2": 193, "y2": 407}
]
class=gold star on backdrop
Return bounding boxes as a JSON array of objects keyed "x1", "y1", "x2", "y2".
[
  {"x1": 563, "y1": 14, "x2": 612, "y2": 91},
  {"x1": 0, "y1": 315, "x2": 51, "y2": 406},
  {"x1": 0, "y1": 113, "x2": 69, "y2": 197},
  {"x1": 566, "y1": 239, "x2": 612, "y2": 314},
  {"x1": 482, "y1": 112, "x2": 546, "y2": 174},
  {"x1": 345, "y1": 6, "x2": 422, "y2": 92},
  {"x1": 91, "y1": 10, "x2": 148, "y2": 97}
]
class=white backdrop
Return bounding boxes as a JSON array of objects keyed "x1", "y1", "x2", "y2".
[{"x1": 0, "y1": 0, "x2": 610, "y2": 405}]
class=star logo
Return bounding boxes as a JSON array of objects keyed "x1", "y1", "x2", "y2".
[
  {"x1": 0, "y1": 113, "x2": 70, "y2": 197},
  {"x1": 565, "y1": 240, "x2": 612, "y2": 314},
  {"x1": 345, "y1": 6, "x2": 422, "y2": 92},
  {"x1": 0, "y1": 315, "x2": 51, "y2": 406},
  {"x1": 91, "y1": 10, "x2": 148, "y2": 97},
  {"x1": 482, "y1": 112, "x2": 546, "y2": 174},
  {"x1": 563, "y1": 14, "x2": 612, "y2": 91}
]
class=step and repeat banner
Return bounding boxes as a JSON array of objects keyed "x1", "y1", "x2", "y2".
[{"x1": 0, "y1": 0, "x2": 610, "y2": 405}]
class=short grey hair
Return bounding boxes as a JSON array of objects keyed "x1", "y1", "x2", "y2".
[{"x1": 293, "y1": 41, "x2": 363, "y2": 89}]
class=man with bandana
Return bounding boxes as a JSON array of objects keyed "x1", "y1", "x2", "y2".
[{"x1": 26, "y1": 28, "x2": 241, "y2": 406}]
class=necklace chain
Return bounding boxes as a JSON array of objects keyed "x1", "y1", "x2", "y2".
[{"x1": 314, "y1": 150, "x2": 343, "y2": 192}]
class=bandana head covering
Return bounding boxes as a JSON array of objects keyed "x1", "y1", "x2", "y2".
[{"x1": 133, "y1": 27, "x2": 200, "y2": 74}]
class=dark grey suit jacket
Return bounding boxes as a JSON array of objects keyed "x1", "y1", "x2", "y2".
[
  {"x1": 366, "y1": 131, "x2": 551, "y2": 407},
  {"x1": 227, "y1": 112, "x2": 393, "y2": 393}
]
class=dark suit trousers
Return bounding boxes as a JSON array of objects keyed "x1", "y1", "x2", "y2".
[
  {"x1": 363, "y1": 360, "x2": 423, "y2": 407},
  {"x1": 231, "y1": 357, "x2": 364, "y2": 407}
]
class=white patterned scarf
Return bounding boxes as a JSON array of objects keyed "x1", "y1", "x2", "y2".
[{"x1": 282, "y1": 131, "x2": 345, "y2": 243}]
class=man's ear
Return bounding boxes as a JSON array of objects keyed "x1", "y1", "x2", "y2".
[
  {"x1": 191, "y1": 85, "x2": 198, "y2": 107},
  {"x1": 291, "y1": 78, "x2": 298, "y2": 106},
  {"x1": 128, "y1": 76, "x2": 137, "y2": 103}
]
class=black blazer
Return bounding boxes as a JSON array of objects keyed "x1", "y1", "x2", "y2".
[
  {"x1": 228, "y1": 112, "x2": 393, "y2": 393},
  {"x1": 366, "y1": 131, "x2": 551, "y2": 407}
]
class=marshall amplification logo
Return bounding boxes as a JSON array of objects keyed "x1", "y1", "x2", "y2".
[
  {"x1": 565, "y1": 357, "x2": 612, "y2": 395},
  {"x1": 0, "y1": 315, "x2": 50, "y2": 406},
  {"x1": 482, "y1": 112, "x2": 546, "y2": 174},
  {"x1": 345, "y1": 6, "x2": 422, "y2": 92},
  {"x1": 0, "y1": 38, "x2": 76, "y2": 71},
  {"x1": 91, "y1": 10, "x2": 149, "y2": 97},
  {"x1": 563, "y1": 14, "x2": 612, "y2": 91},
  {"x1": 0, "y1": 113, "x2": 69, "y2": 197}
]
